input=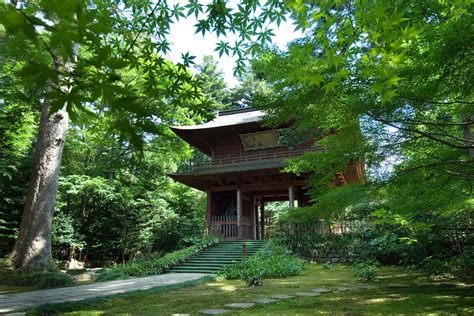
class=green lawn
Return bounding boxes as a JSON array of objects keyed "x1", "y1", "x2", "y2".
[{"x1": 31, "y1": 264, "x2": 474, "y2": 315}]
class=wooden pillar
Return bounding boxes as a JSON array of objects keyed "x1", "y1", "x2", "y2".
[
  {"x1": 255, "y1": 201, "x2": 260, "y2": 240},
  {"x1": 260, "y1": 201, "x2": 265, "y2": 240},
  {"x1": 288, "y1": 185, "x2": 295, "y2": 209},
  {"x1": 253, "y1": 197, "x2": 257, "y2": 240},
  {"x1": 206, "y1": 191, "x2": 211, "y2": 235},
  {"x1": 237, "y1": 189, "x2": 242, "y2": 239}
]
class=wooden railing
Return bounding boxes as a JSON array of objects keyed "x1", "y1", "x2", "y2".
[
  {"x1": 209, "y1": 215, "x2": 252, "y2": 239},
  {"x1": 282, "y1": 220, "x2": 371, "y2": 236},
  {"x1": 196, "y1": 148, "x2": 325, "y2": 168},
  {"x1": 211, "y1": 215, "x2": 237, "y2": 223}
]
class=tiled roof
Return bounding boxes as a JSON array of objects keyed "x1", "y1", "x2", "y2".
[{"x1": 171, "y1": 108, "x2": 264, "y2": 130}]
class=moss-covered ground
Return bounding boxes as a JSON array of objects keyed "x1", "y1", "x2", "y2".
[
  {"x1": 0, "y1": 284, "x2": 33, "y2": 294},
  {"x1": 30, "y1": 264, "x2": 473, "y2": 315}
]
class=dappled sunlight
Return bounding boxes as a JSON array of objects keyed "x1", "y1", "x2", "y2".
[
  {"x1": 205, "y1": 282, "x2": 223, "y2": 287},
  {"x1": 270, "y1": 280, "x2": 297, "y2": 285},
  {"x1": 28, "y1": 264, "x2": 473, "y2": 315},
  {"x1": 67, "y1": 310, "x2": 105, "y2": 316},
  {"x1": 205, "y1": 282, "x2": 239, "y2": 292},
  {"x1": 218, "y1": 284, "x2": 238, "y2": 292},
  {"x1": 362, "y1": 296, "x2": 409, "y2": 304},
  {"x1": 386, "y1": 293, "x2": 403, "y2": 298},
  {"x1": 432, "y1": 295, "x2": 460, "y2": 300}
]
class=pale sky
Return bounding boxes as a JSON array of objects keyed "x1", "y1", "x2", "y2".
[{"x1": 165, "y1": 6, "x2": 302, "y2": 87}]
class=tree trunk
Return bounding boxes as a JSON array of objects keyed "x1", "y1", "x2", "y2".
[{"x1": 9, "y1": 95, "x2": 69, "y2": 270}]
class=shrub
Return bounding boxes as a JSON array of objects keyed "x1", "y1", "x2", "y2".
[
  {"x1": 97, "y1": 237, "x2": 218, "y2": 280},
  {"x1": 352, "y1": 261, "x2": 379, "y2": 282},
  {"x1": 95, "y1": 270, "x2": 128, "y2": 282},
  {"x1": 219, "y1": 240, "x2": 305, "y2": 286},
  {"x1": 35, "y1": 272, "x2": 74, "y2": 288},
  {"x1": 0, "y1": 257, "x2": 14, "y2": 271},
  {"x1": 66, "y1": 268, "x2": 87, "y2": 275},
  {"x1": 0, "y1": 270, "x2": 74, "y2": 289}
]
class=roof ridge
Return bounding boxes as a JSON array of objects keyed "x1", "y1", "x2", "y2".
[{"x1": 218, "y1": 107, "x2": 258, "y2": 116}]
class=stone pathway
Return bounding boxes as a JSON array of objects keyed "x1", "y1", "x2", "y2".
[
  {"x1": 0, "y1": 273, "x2": 209, "y2": 314},
  {"x1": 196, "y1": 281, "x2": 471, "y2": 315},
  {"x1": 198, "y1": 284, "x2": 383, "y2": 315}
]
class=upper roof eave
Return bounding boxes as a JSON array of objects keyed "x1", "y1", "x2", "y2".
[{"x1": 171, "y1": 108, "x2": 265, "y2": 131}]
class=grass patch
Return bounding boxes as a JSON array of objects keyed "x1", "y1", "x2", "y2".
[
  {"x1": 0, "y1": 270, "x2": 73, "y2": 290},
  {"x1": 27, "y1": 264, "x2": 474, "y2": 315},
  {"x1": 96, "y1": 237, "x2": 218, "y2": 281},
  {"x1": 0, "y1": 284, "x2": 34, "y2": 295},
  {"x1": 28, "y1": 276, "x2": 215, "y2": 315}
]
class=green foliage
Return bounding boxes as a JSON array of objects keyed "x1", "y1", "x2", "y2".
[
  {"x1": 219, "y1": 240, "x2": 305, "y2": 286},
  {"x1": 252, "y1": 1, "x2": 473, "y2": 263},
  {"x1": 0, "y1": 60, "x2": 39, "y2": 256},
  {"x1": 0, "y1": 270, "x2": 73, "y2": 289},
  {"x1": 94, "y1": 270, "x2": 128, "y2": 282},
  {"x1": 352, "y1": 261, "x2": 379, "y2": 283},
  {"x1": 65, "y1": 268, "x2": 87, "y2": 275},
  {"x1": 96, "y1": 237, "x2": 217, "y2": 280}
]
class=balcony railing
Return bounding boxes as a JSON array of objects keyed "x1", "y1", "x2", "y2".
[
  {"x1": 209, "y1": 215, "x2": 252, "y2": 239},
  {"x1": 196, "y1": 147, "x2": 325, "y2": 168}
]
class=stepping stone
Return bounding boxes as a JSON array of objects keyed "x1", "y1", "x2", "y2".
[
  {"x1": 386, "y1": 283, "x2": 410, "y2": 288},
  {"x1": 294, "y1": 292, "x2": 321, "y2": 297},
  {"x1": 253, "y1": 298, "x2": 279, "y2": 304},
  {"x1": 335, "y1": 287, "x2": 351, "y2": 292},
  {"x1": 224, "y1": 303, "x2": 255, "y2": 309},
  {"x1": 199, "y1": 309, "x2": 229, "y2": 315},
  {"x1": 271, "y1": 294, "x2": 296, "y2": 300},
  {"x1": 419, "y1": 282, "x2": 435, "y2": 287},
  {"x1": 351, "y1": 284, "x2": 378, "y2": 290},
  {"x1": 310, "y1": 288, "x2": 332, "y2": 293}
]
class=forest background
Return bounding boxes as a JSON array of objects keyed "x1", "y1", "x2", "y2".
[{"x1": 0, "y1": 0, "x2": 472, "y2": 277}]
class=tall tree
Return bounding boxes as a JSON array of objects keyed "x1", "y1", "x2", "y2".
[
  {"x1": 252, "y1": 1, "x2": 472, "y2": 220},
  {"x1": 0, "y1": 0, "x2": 292, "y2": 269}
]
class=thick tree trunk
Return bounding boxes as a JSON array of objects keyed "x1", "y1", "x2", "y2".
[{"x1": 9, "y1": 97, "x2": 69, "y2": 270}]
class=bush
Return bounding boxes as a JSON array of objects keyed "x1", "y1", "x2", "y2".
[
  {"x1": 95, "y1": 270, "x2": 128, "y2": 282},
  {"x1": 66, "y1": 268, "x2": 87, "y2": 275},
  {"x1": 35, "y1": 272, "x2": 74, "y2": 288},
  {"x1": 352, "y1": 261, "x2": 379, "y2": 282},
  {"x1": 97, "y1": 237, "x2": 218, "y2": 280},
  {"x1": 219, "y1": 240, "x2": 305, "y2": 286},
  {"x1": 0, "y1": 270, "x2": 73, "y2": 289},
  {"x1": 0, "y1": 257, "x2": 14, "y2": 271}
]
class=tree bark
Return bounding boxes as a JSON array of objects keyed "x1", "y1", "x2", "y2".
[{"x1": 9, "y1": 84, "x2": 69, "y2": 270}]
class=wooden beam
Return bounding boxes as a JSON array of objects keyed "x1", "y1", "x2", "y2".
[
  {"x1": 206, "y1": 191, "x2": 211, "y2": 235},
  {"x1": 288, "y1": 185, "x2": 295, "y2": 209},
  {"x1": 253, "y1": 197, "x2": 260, "y2": 240},
  {"x1": 237, "y1": 189, "x2": 242, "y2": 239},
  {"x1": 260, "y1": 202, "x2": 265, "y2": 240}
]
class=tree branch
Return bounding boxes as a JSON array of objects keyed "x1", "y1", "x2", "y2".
[
  {"x1": 398, "y1": 96, "x2": 474, "y2": 105},
  {"x1": 368, "y1": 113, "x2": 474, "y2": 150},
  {"x1": 122, "y1": 1, "x2": 162, "y2": 59}
]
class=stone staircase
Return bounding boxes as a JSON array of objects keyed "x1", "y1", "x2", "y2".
[{"x1": 168, "y1": 240, "x2": 267, "y2": 274}]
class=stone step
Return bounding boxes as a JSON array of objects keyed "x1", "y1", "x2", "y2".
[
  {"x1": 166, "y1": 241, "x2": 267, "y2": 273},
  {"x1": 199, "y1": 252, "x2": 256, "y2": 255},
  {"x1": 185, "y1": 259, "x2": 241, "y2": 264},
  {"x1": 178, "y1": 263, "x2": 228, "y2": 267},
  {"x1": 168, "y1": 269, "x2": 217, "y2": 274}
]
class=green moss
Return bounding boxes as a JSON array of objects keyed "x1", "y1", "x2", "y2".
[
  {"x1": 0, "y1": 284, "x2": 33, "y2": 294},
  {"x1": 0, "y1": 270, "x2": 73, "y2": 289},
  {"x1": 27, "y1": 264, "x2": 474, "y2": 315}
]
